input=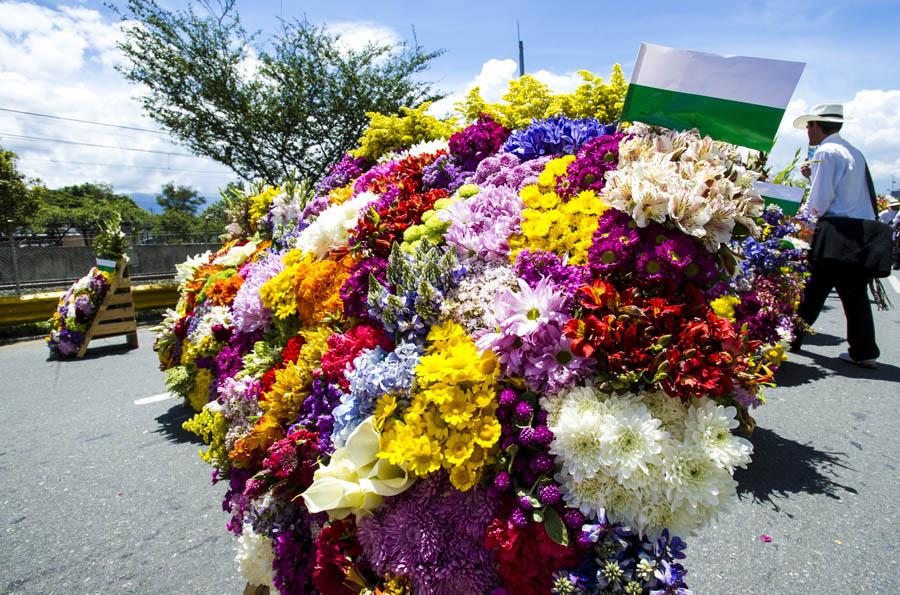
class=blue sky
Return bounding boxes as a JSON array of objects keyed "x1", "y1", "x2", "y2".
[{"x1": 2, "y1": 0, "x2": 899, "y2": 196}]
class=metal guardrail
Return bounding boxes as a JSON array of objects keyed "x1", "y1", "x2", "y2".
[
  {"x1": 0, "y1": 273, "x2": 176, "y2": 294},
  {"x1": 0, "y1": 283, "x2": 179, "y2": 326}
]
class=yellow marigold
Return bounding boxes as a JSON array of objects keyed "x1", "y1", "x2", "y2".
[
  {"x1": 260, "y1": 251, "x2": 353, "y2": 324},
  {"x1": 230, "y1": 415, "x2": 284, "y2": 469},
  {"x1": 186, "y1": 367, "x2": 213, "y2": 411}
]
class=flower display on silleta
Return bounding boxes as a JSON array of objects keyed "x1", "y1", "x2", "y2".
[
  {"x1": 48, "y1": 267, "x2": 113, "y2": 356},
  {"x1": 155, "y1": 66, "x2": 806, "y2": 594},
  {"x1": 48, "y1": 216, "x2": 129, "y2": 357}
]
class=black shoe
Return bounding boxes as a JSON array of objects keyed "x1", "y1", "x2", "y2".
[{"x1": 789, "y1": 334, "x2": 804, "y2": 353}]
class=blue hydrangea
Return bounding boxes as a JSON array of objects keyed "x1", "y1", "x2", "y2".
[
  {"x1": 330, "y1": 342, "x2": 422, "y2": 448},
  {"x1": 502, "y1": 116, "x2": 617, "y2": 160}
]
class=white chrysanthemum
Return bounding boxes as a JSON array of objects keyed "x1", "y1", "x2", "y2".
[
  {"x1": 294, "y1": 191, "x2": 378, "y2": 257},
  {"x1": 541, "y1": 385, "x2": 606, "y2": 429},
  {"x1": 642, "y1": 391, "x2": 689, "y2": 440},
  {"x1": 558, "y1": 472, "x2": 607, "y2": 516},
  {"x1": 235, "y1": 524, "x2": 275, "y2": 589},
  {"x1": 176, "y1": 250, "x2": 211, "y2": 287},
  {"x1": 549, "y1": 408, "x2": 607, "y2": 481},
  {"x1": 599, "y1": 395, "x2": 667, "y2": 483},
  {"x1": 214, "y1": 241, "x2": 258, "y2": 267},
  {"x1": 663, "y1": 448, "x2": 736, "y2": 509},
  {"x1": 684, "y1": 399, "x2": 753, "y2": 471}
]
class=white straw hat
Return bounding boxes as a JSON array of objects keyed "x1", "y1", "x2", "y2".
[{"x1": 793, "y1": 103, "x2": 852, "y2": 128}]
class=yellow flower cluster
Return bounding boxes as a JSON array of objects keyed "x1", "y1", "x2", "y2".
[
  {"x1": 261, "y1": 326, "x2": 332, "y2": 424},
  {"x1": 710, "y1": 295, "x2": 741, "y2": 322},
  {"x1": 351, "y1": 102, "x2": 458, "y2": 162},
  {"x1": 378, "y1": 321, "x2": 502, "y2": 491},
  {"x1": 186, "y1": 367, "x2": 213, "y2": 411},
  {"x1": 183, "y1": 408, "x2": 229, "y2": 468},
  {"x1": 327, "y1": 183, "x2": 354, "y2": 206},
  {"x1": 456, "y1": 66, "x2": 628, "y2": 128},
  {"x1": 508, "y1": 156, "x2": 608, "y2": 265},
  {"x1": 248, "y1": 186, "x2": 281, "y2": 231},
  {"x1": 260, "y1": 250, "x2": 353, "y2": 325},
  {"x1": 180, "y1": 334, "x2": 218, "y2": 367}
]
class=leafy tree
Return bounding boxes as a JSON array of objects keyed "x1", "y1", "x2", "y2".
[
  {"x1": 115, "y1": 0, "x2": 444, "y2": 183},
  {"x1": 31, "y1": 183, "x2": 150, "y2": 239},
  {"x1": 151, "y1": 209, "x2": 200, "y2": 243},
  {"x1": 0, "y1": 146, "x2": 37, "y2": 238},
  {"x1": 156, "y1": 182, "x2": 205, "y2": 215}
]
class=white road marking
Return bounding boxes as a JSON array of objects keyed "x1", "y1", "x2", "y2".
[
  {"x1": 134, "y1": 393, "x2": 175, "y2": 406},
  {"x1": 888, "y1": 275, "x2": 900, "y2": 294}
]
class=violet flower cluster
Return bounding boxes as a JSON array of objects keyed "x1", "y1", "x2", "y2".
[
  {"x1": 440, "y1": 184, "x2": 523, "y2": 263},
  {"x1": 503, "y1": 116, "x2": 618, "y2": 160}
]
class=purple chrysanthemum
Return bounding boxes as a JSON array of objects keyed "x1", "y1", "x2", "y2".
[{"x1": 357, "y1": 475, "x2": 499, "y2": 595}]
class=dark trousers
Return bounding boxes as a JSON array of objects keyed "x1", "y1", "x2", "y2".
[{"x1": 797, "y1": 261, "x2": 880, "y2": 361}]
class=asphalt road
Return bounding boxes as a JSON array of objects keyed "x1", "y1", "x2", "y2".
[{"x1": 1, "y1": 276, "x2": 899, "y2": 594}]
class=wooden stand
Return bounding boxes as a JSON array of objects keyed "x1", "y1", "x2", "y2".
[{"x1": 76, "y1": 261, "x2": 139, "y2": 358}]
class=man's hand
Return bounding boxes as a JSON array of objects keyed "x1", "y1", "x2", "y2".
[{"x1": 800, "y1": 164, "x2": 811, "y2": 179}]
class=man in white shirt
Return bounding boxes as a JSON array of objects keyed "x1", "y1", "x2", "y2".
[{"x1": 792, "y1": 103, "x2": 880, "y2": 368}]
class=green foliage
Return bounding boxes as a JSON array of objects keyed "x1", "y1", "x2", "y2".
[
  {"x1": 455, "y1": 65, "x2": 630, "y2": 128},
  {"x1": 0, "y1": 146, "x2": 38, "y2": 237},
  {"x1": 115, "y1": 0, "x2": 444, "y2": 183},
  {"x1": 31, "y1": 183, "x2": 150, "y2": 238},
  {"x1": 352, "y1": 102, "x2": 458, "y2": 161},
  {"x1": 92, "y1": 213, "x2": 129, "y2": 260},
  {"x1": 164, "y1": 365, "x2": 193, "y2": 398},
  {"x1": 156, "y1": 182, "x2": 204, "y2": 215},
  {"x1": 150, "y1": 209, "x2": 201, "y2": 243}
]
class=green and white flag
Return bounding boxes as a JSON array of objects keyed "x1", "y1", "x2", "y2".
[
  {"x1": 754, "y1": 181, "x2": 806, "y2": 216},
  {"x1": 621, "y1": 43, "x2": 805, "y2": 152},
  {"x1": 96, "y1": 258, "x2": 118, "y2": 273}
]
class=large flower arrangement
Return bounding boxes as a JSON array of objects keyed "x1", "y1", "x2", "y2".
[{"x1": 156, "y1": 67, "x2": 804, "y2": 594}]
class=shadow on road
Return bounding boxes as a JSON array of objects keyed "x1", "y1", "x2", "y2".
[
  {"x1": 154, "y1": 403, "x2": 202, "y2": 445},
  {"x1": 802, "y1": 331, "x2": 844, "y2": 347},
  {"x1": 805, "y1": 351, "x2": 900, "y2": 383},
  {"x1": 736, "y1": 427, "x2": 857, "y2": 517},
  {"x1": 773, "y1": 360, "x2": 830, "y2": 387},
  {"x1": 45, "y1": 342, "x2": 137, "y2": 362}
]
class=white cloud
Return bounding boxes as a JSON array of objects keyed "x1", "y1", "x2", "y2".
[
  {"x1": 326, "y1": 21, "x2": 400, "y2": 54},
  {"x1": 428, "y1": 58, "x2": 587, "y2": 119},
  {"x1": 0, "y1": 1, "x2": 232, "y2": 197},
  {"x1": 771, "y1": 90, "x2": 900, "y2": 192}
]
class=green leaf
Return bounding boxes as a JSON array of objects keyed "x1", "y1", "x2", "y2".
[{"x1": 542, "y1": 506, "x2": 568, "y2": 547}]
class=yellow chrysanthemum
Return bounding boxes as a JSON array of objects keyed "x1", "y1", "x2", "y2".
[
  {"x1": 473, "y1": 416, "x2": 502, "y2": 449},
  {"x1": 443, "y1": 431, "x2": 476, "y2": 466},
  {"x1": 449, "y1": 463, "x2": 479, "y2": 492},
  {"x1": 406, "y1": 435, "x2": 443, "y2": 477}
]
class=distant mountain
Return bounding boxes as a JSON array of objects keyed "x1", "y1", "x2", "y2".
[{"x1": 129, "y1": 192, "x2": 220, "y2": 214}]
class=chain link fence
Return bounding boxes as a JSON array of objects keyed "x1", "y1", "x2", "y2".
[{"x1": 1, "y1": 233, "x2": 221, "y2": 295}]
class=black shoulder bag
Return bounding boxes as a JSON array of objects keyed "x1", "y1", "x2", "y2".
[{"x1": 809, "y1": 164, "x2": 893, "y2": 279}]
